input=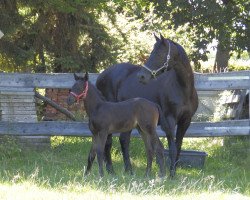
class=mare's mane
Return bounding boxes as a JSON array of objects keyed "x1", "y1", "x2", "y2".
[
  {"x1": 89, "y1": 81, "x2": 107, "y2": 101},
  {"x1": 168, "y1": 39, "x2": 191, "y2": 70}
]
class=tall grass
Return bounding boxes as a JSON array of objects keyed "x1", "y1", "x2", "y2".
[{"x1": 0, "y1": 136, "x2": 249, "y2": 200}]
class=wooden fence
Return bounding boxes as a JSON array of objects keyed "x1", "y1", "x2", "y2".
[{"x1": 0, "y1": 70, "x2": 249, "y2": 138}]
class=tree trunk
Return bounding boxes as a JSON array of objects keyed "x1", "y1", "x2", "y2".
[{"x1": 214, "y1": 41, "x2": 230, "y2": 72}]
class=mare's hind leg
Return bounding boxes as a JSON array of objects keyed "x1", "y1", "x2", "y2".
[
  {"x1": 119, "y1": 131, "x2": 133, "y2": 174},
  {"x1": 104, "y1": 134, "x2": 115, "y2": 174}
]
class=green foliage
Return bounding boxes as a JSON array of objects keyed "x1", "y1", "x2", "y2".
[
  {"x1": 0, "y1": 0, "x2": 120, "y2": 72},
  {"x1": 152, "y1": 0, "x2": 250, "y2": 70},
  {"x1": 0, "y1": 0, "x2": 249, "y2": 73}
]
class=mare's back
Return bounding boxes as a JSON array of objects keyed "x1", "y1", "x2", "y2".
[{"x1": 96, "y1": 63, "x2": 138, "y2": 102}]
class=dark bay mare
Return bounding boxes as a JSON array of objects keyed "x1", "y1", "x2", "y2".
[
  {"x1": 67, "y1": 72, "x2": 166, "y2": 177},
  {"x1": 96, "y1": 34, "x2": 198, "y2": 177}
]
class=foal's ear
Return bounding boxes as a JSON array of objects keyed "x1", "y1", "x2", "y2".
[
  {"x1": 154, "y1": 33, "x2": 160, "y2": 42},
  {"x1": 74, "y1": 73, "x2": 79, "y2": 80},
  {"x1": 84, "y1": 72, "x2": 89, "y2": 81}
]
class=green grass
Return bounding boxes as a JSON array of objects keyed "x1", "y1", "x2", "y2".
[{"x1": 0, "y1": 136, "x2": 249, "y2": 200}]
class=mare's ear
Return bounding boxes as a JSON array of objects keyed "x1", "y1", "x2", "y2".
[
  {"x1": 160, "y1": 33, "x2": 169, "y2": 46},
  {"x1": 74, "y1": 73, "x2": 79, "y2": 80},
  {"x1": 160, "y1": 33, "x2": 165, "y2": 41},
  {"x1": 154, "y1": 33, "x2": 160, "y2": 42},
  {"x1": 84, "y1": 72, "x2": 89, "y2": 81}
]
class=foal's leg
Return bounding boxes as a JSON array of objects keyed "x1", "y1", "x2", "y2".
[
  {"x1": 149, "y1": 131, "x2": 166, "y2": 178},
  {"x1": 138, "y1": 128, "x2": 154, "y2": 177},
  {"x1": 96, "y1": 131, "x2": 108, "y2": 177},
  {"x1": 104, "y1": 134, "x2": 115, "y2": 174},
  {"x1": 85, "y1": 136, "x2": 98, "y2": 175},
  {"x1": 119, "y1": 131, "x2": 133, "y2": 174}
]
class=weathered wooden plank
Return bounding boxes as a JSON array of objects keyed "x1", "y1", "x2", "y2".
[
  {"x1": 1, "y1": 115, "x2": 37, "y2": 122},
  {"x1": 0, "y1": 102, "x2": 36, "y2": 108},
  {"x1": 0, "y1": 95, "x2": 35, "y2": 100},
  {"x1": 0, "y1": 73, "x2": 97, "y2": 89},
  {"x1": 0, "y1": 92, "x2": 35, "y2": 95},
  {"x1": 1, "y1": 110, "x2": 37, "y2": 115},
  {"x1": 0, "y1": 104, "x2": 36, "y2": 113},
  {"x1": 194, "y1": 71, "x2": 250, "y2": 90},
  {"x1": 0, "y1": 98, "x2": 35, "y2": 103},
  {"x1": 0, "y1": 71, "x2": 249, "y2": 90},
  {"x1": 0, "y1": 87, "x2": 34, "y2": 92},
  {"x1": 0, "y1": 120, "x2": 249, "y2": 137}
]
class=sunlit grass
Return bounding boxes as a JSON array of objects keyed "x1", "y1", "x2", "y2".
[{"x1": 0, "y1": 136, "x2": 249, "y2": 199}]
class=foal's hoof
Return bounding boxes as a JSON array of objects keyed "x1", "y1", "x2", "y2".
[{"x1": 106, "y1": 167, "x2": 116, "y2": 175}]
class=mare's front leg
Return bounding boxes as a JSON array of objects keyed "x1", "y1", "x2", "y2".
[
  {"x1": 119, "y1": 131, "x2": 133, "y2": 174},
  {"x1": 175, "y1": 115, "x2": 192, "y2": 168},
  {"x1": 162, "y1": 114, "x2": 177, "y2": 178},
  {"x1": 104, "y1": 134, "x2": 115, "y2": 174}
]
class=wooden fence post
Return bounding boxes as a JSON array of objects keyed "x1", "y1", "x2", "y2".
[{"x1": 0, "y1": 87, "x2": 50, "y2": 150}]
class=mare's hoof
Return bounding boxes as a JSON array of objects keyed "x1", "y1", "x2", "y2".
[
  {"x1": 124, "y1": 168, "x2": 134, "y2": 176},
  {"x1": 84, "y1": 171, "x2": 90, "y2": 177},
  {"x1": 169, "y1": 170, "x2": 176, "y2": 179}
]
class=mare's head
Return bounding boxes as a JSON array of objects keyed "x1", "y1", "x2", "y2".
[
  {"x1": 67, "y1": 72, "x2": 89, "y2": 106},
  {"x1": 137, "y1": 34, "x2": 179, "y2": 84}
]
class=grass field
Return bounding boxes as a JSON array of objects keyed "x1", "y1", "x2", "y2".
[{"x1": 0, "y1": 136, "x2": 249, "y2": 200}]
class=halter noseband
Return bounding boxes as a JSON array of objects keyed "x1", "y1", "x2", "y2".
[
  {"x1": 70, "y1": 81, "x2": 89, "y2": 103},
  {"x1": 142, "y1": 40, "x2": 171, "y2": 78}
]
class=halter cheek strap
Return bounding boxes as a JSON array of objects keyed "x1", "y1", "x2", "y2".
[
  {"x1": 70, "y1": 81, "x2": 89, "y2": 103},
  {"x1": 142, "y1": 40, "x2": 171, "y2": 78}
]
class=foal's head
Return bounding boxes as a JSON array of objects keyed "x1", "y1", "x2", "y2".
[{"x1": 67, "y1": 72, "x2": 89, "y2": 106}]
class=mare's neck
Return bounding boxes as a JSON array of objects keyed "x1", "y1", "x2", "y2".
[{"x1": 84, "y1": 83, "x2": 105, "y2": 117}]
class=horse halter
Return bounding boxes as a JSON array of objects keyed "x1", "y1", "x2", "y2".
[
  {"x1": 141, "y1": 40, "x2": 171, "y2": 78},
  {"x1": 70, "y1": 81, "x2": 89, "y2": 103}
]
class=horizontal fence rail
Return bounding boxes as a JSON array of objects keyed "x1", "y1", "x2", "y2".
[
  {"x1": 0, "y1": 120, "x2": 249, "y2": 137},
  {"x1": 0, "y1": 70, "x2": 249, "y2": 90},
  {"x1": 0, "y1": 70, "x2": 249, "y2": 138}
]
